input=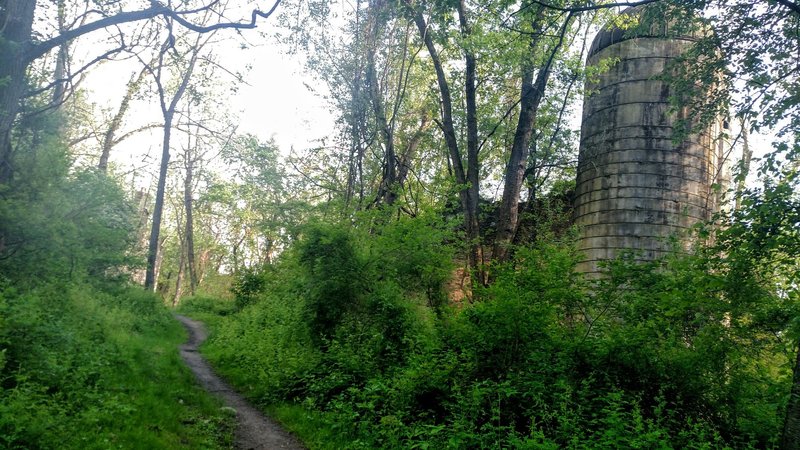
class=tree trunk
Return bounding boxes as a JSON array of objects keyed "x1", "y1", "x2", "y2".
[
  {"x1": 735, "y1": 118, "x2": 752, "y2": 210},
  {"x1": 405, "y1": 0, "x2": 482, "y2": 275},
  {"x1": 143, "y1": 32, "x2": 202, "y2": 291},
  {"x1": 457, "y1": 0, "x2": 484, "y2": 282},
  {"x1": 184, "y1": 152, "x2": 197, "y2": 295},
  {"x1": 397, "y1": 116, "x2": 428, "y2": 187},
  {"x1": 99, "y1": 67, "x2": 148, "y2": 171},
  {"x1": 782, "y1": 343, "x2": 800, "y2": 449},
  {"x1": 0, "y1": 0, "x2": 37, "y2": 184},
  {"x1": 493, "y1": 66, "x2": 539, "y2": 263},
  {"x1": 492, "y1": 13, "x2": 569, "y2": 263},
  {"x1": 365, "y1": 2, "x2": 398, "y2": 206},
  {"x1": 172, "y1": 212, "x2": 186, "y2": 306},
  {"x1": 144, "y1": 113, "x2": 174, "y2": 291},
  {"x1": 52, "y1": 0, "x2": 68, "y2": 107}
]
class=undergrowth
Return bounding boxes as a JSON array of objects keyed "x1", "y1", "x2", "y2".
[
  {"x1": 180, "y1": 216, "x2": 793, "y2": 449},
  {"x1": 0, "y1": 282, "x2": 235, "y2": 449}
]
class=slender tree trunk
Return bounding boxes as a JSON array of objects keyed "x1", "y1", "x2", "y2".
[
  {"x1": 143, "y1": 31, "x2": 202, "y2": 291},
  {"x1": 198, "y1": 248, "x2": 212, "y2": 285},
  {"x1": 782, "y1": 343, "x2": 800, "y2": 449},
  {"x1": 173, "y1": 213, "x2": 186, "y2": 306},
  {"x1": 405, "y1": 0, "x2": 482, "y2": 275},
  {"x1": 457, "y1": 0, "x2": 484, "y2": 281},
  {"x1": 172, "y1": 257, "x2": 184, "y2": 306},
  {"x1": 52, "y1": 0, "x2": 68, "y2": 106},
  {"x1": 735, "y1": 118, "x2": 752, "y2": 210},
  {"x1": 145, "y1": 113, "x2": 175, "y2": 290},
  {"x1": 493, "y1": 66, "x2": 538, "y2": 263},
  {"x1": 493, "y1": 13, "x2": 570, "y2": 263},
  {"x1": 154, "y1": 234, "x2": 167, "y2": 290},
  {"x1": 365, "y1": 1, "x2": 398, "y2": 206},
  {"x1": 184, "y1": 153, "x2": 197, "y2": 295},
  {"x1": 99, "y1": 67, "x2": 148, "y2": 171},
  {"x1": 397, "y1": 116, "x2": 428, "y2": 186},
  {"x1": 345, "y1": 0, "x2": 365, "y2": 210},
  {"x1": 0, "y1": 0, "x2": 36, "y2": 184},
  {"x1": 232, "y1": 234, "x2": 241, "y2": 272}
]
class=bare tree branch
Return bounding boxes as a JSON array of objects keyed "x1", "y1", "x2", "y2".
[{"x1": 25, "y1": 0, "x2": 282, "y2": 63}]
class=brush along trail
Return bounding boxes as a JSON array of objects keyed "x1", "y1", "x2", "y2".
[{"x1": 175, "y1": 314, "x2": 304, "y2": 450}]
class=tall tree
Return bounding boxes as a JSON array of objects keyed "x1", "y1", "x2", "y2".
[
  {"x1": 0, "y1": 0, "x2": 281, "y2": 184},
  {"x1": 98, "y1": 64, "x2": 152, "y2": 172},
  {"x1": 143, "y1": 24, "x2": 211, "y2": 291},
  {"x1": 492, "y1": 9, "x2": 575, "y2": 262},
  {"x1": 403, "y1": 0, "x2": 484, "y2": 276}
]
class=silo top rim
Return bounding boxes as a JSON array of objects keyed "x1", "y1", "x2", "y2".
[{"x1": 587, "y1": 6, "x2": 701, "y2": 59}]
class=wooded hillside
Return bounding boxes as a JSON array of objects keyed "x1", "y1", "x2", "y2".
[{"x1": 1, "y1": 0, "x2": 798, "y2": 448}]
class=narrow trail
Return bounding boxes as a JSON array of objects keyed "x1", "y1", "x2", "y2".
[{"x1": 175, "y1": 314, "x2": 304, "y2": 450}]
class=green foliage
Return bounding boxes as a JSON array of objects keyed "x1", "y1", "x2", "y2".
[
  {"x1": 0, "y1": 62, "x2": 232, "y2": 449},
  {"x1": 0, "y1": 283, "x2": 234, "y2": 448},
  {"x1": 362, "y1": 214, "x2": 455, "y2": 311},
  {"x1": 179, "y1": 293, "x2": 238, "y2": 318},
  {"x1": 0, "y1": 112, "x2": 139, "y2": 285},
  {"x1": 188, "y1": 213, "x2": 794, "y2": 449},
  {"x1": 298, "y1": 224, "x2": 365, "y2": 343},
  {"x1": 231, "y1": 266, "x2": 273, "y2": 310}
]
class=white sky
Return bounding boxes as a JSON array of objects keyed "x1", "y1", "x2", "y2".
[{"x1": 76, "y1": 22, "x2": 335, "y2": 186}]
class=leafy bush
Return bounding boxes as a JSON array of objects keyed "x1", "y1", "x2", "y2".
[
  {"x1": 191, "y1": 216, "x2": 791, "y2": 449},
  {"x1": 298, "y1": 224, "x2": 365, "y2": 343},
  {"x1": 231, "y1": 266, "x2": 273, "y2": 310},
  {"x1": 181, "y1": 293, "x2": 238, "y2": 314}
]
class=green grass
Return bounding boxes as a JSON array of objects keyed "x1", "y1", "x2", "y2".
[{"x1": 0, "y1": 284, "x2": 235, "y2": 449}]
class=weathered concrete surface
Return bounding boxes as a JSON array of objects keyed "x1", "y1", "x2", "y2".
[
  {"x1": 575, "y1": 9, "x2": 726, "y2": 277},
  {"x1": 175, "y1": 314, "x2": 305, "y2": 450}
]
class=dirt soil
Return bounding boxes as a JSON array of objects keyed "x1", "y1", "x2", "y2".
[{"x1": 175, "y1": 314, "x2": 305, "y2": 450}]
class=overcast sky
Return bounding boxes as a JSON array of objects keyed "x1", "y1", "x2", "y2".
[{"x1": 76, "y1": 21, "x2": 335, "y2": 185}]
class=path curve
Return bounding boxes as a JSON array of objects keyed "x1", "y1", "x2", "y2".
[{"x1": 175, "y1": 314, "x2": 304, "y2": 450}]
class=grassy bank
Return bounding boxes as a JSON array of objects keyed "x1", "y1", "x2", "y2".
[{"x1": 0, "y1": 282, "x2": 234, "y2": 449}]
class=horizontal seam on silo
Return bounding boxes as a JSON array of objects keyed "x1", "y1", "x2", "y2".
[
  {"x1": 582, "y1": 100, "x2": 673, "y2": 117},
  {"x1": 589, "y1": 36, "x2": 701, "y2": 58},
  {"x1": 573, "y1": 209, "x2": 710, "y2": 222},
  {"x1": 575, "y1": 171, "x2": 715, "y2": 187},
  {"x1": 573, "y1": 195, "x2": 712, "y2": 212},
  {"x1": 578, "y1": 226, "x2": 690, "y2": 238},
  {"x1": 576, "y1": 246, "x2": 689, "y2": 253},
  {"x1": 587, "y1": 77, "x2": 674, "y2": 93},
  {"x1": 576, "y1": 160, "x2": 715, "y2": 174},
  {"x1": 576, "y1": 162, "x2": 714, "y2": 176},
  {"x1": 579, "y1": 125, "x2": 712, "y2": 143},
  {"x1": 575, "y1": 257, "x2": 680, "y2": 265},
  {"x1": 578, "y1": 221, "x2": 689, "y2": 230},
  {"x1": 578, "y1": 236, "x2": 683, "y2": 242}
]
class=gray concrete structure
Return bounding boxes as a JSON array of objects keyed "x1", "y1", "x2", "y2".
[{"x1": 575, "y1": 8, "x2": 727, "y2": 277}]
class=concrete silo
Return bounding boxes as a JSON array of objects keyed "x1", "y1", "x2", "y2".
[{"x1": 574, "y1": 7, "x2": 727, "y2": 277}]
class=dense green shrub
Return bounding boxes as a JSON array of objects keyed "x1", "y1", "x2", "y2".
[
  {"x1": 0, "y1": 109, "x2": 140, "y2": 286},
  {"x1": 192, "y1": 216, "x2": 792, "y2": 449},
  {"x1": 231, "y1": 266, "x2": 273, "y2": 310},
  {"x1": 179, "y1": 293, "x2": 239, "y2": 317},
  {"x1": 298, "y1": 224, "x2": 365, "y2": 343}
]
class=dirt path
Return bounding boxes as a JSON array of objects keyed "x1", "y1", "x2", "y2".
[{"x1": 175, "y1": 314, "x2": 304, "y2": 450}]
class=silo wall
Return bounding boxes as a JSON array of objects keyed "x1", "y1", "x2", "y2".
[{"x1": 574, "y1": 25, "x2": 726, "y2": 277}]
